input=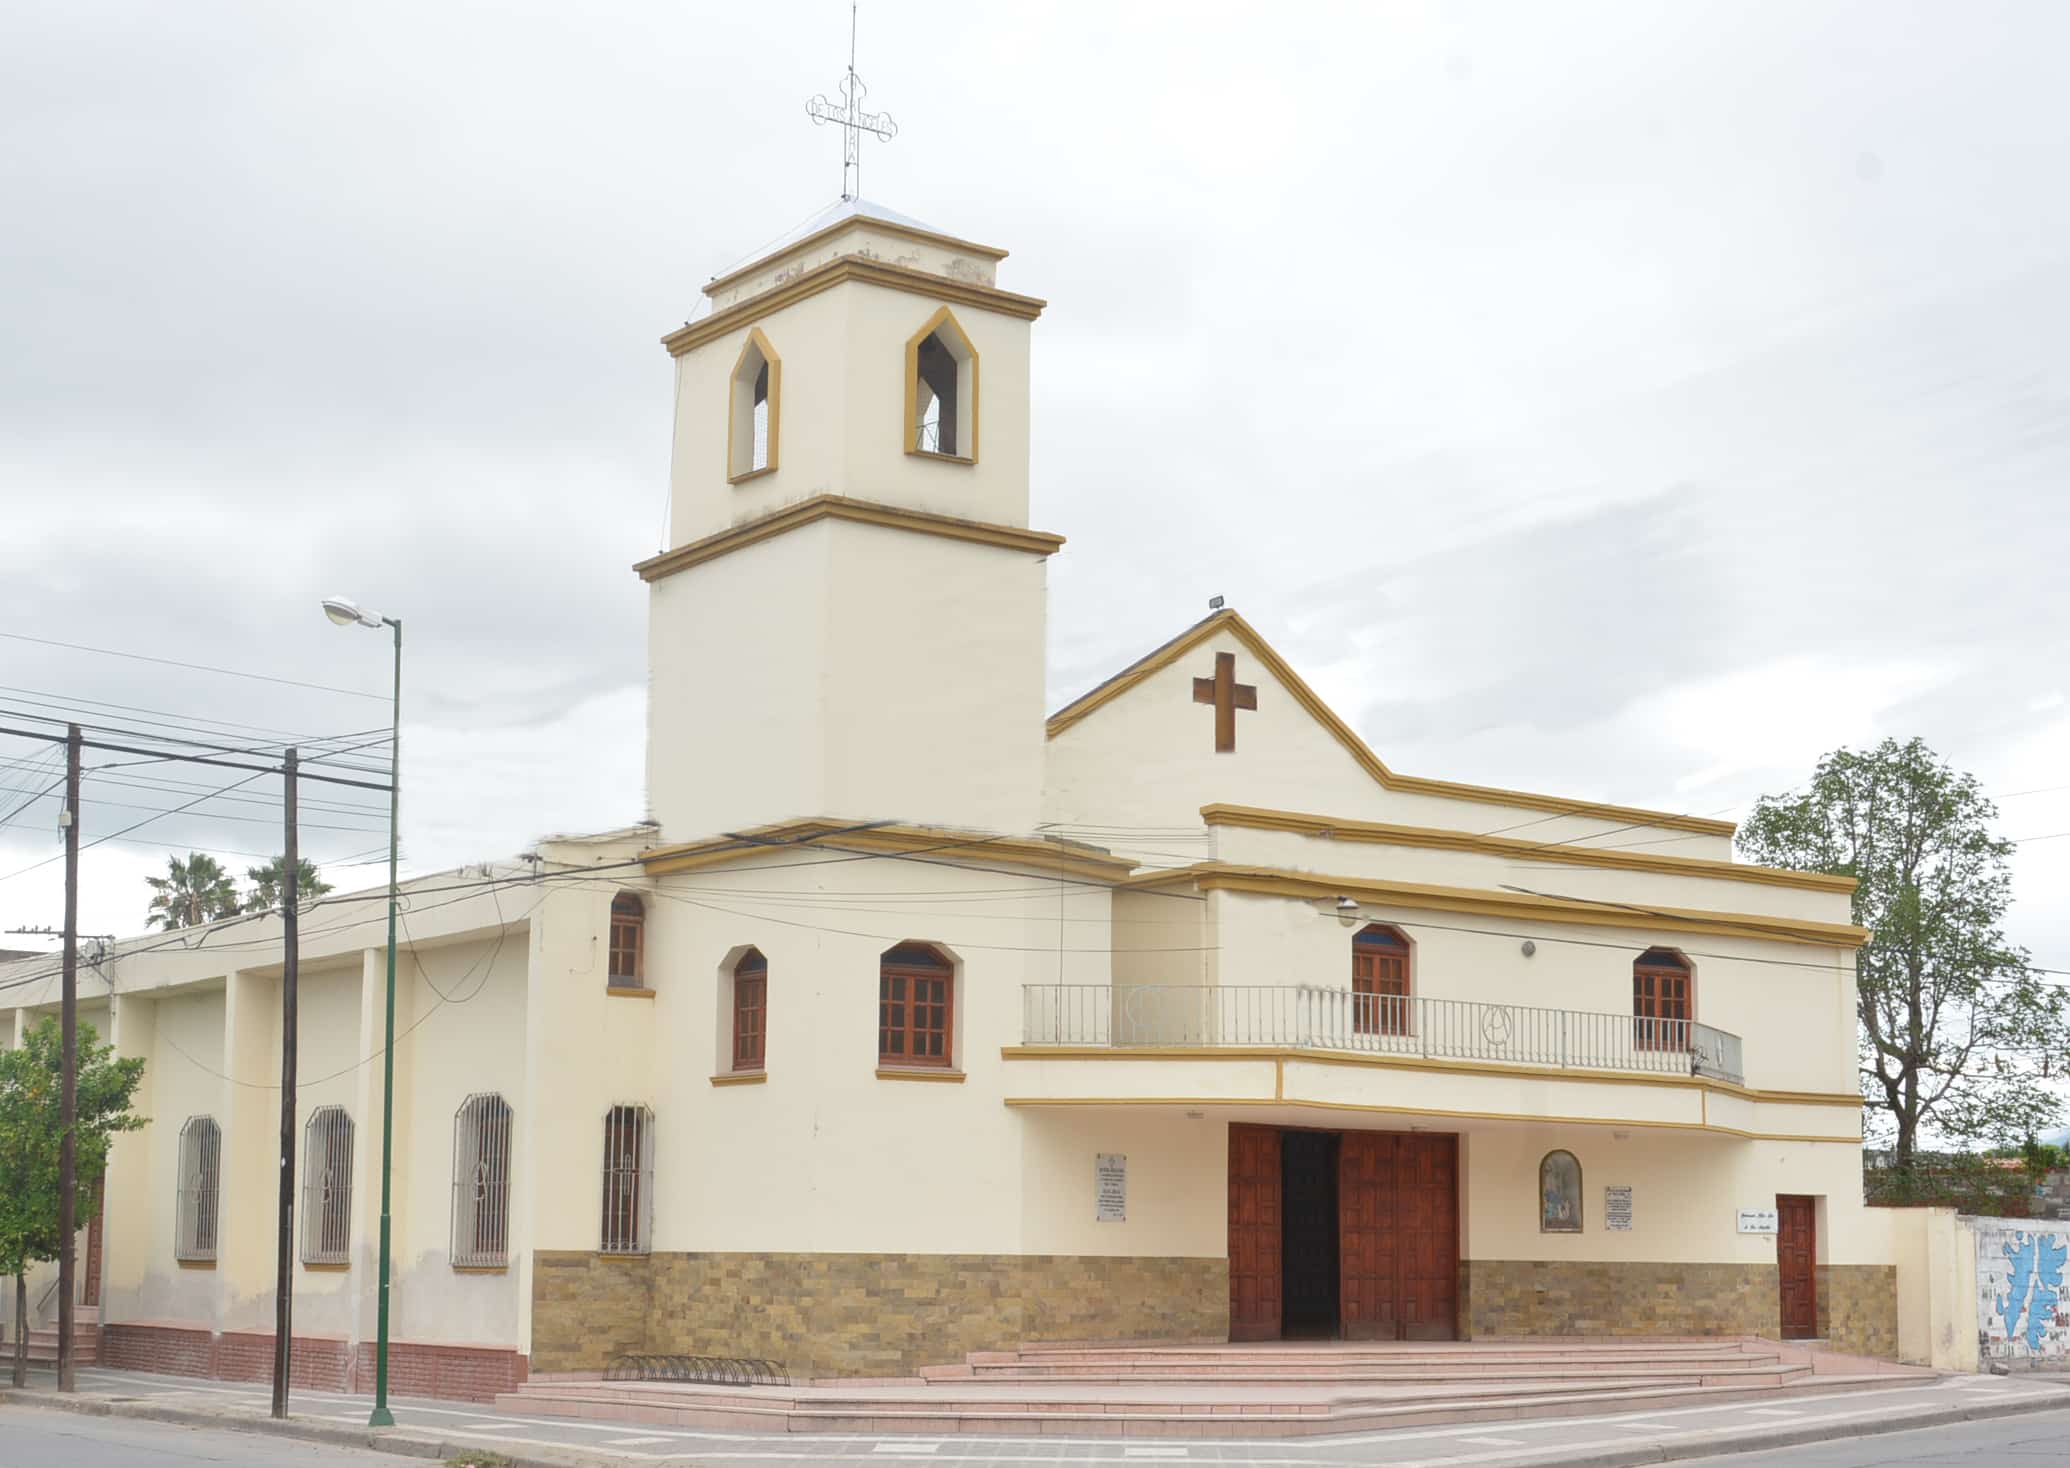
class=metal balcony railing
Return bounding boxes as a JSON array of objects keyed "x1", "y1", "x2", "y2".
[{"x1": 1020, "y1": 984, "x2": 1745, "y2": 1085}]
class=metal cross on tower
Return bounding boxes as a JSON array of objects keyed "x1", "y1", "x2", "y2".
[{"x1": 806, "y1": 2, "x2": 897, "y2": 200}]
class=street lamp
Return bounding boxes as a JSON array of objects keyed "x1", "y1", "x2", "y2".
[{"x1": 323, "y1": 595, "x2": 402, "y2": 1428}]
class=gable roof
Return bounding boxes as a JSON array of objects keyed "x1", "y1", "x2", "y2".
[{"x1": 1046, "y1": 609, "x2": 1737, "y2": 839}]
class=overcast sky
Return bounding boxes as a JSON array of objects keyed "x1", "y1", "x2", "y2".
[{"x1": 2, "y1": 0, "x2": 2065, "y2": 981}]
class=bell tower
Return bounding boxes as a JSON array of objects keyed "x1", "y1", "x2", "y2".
[{"x1": 637, "y1": 200, "x2": 1061, "y2": 842}]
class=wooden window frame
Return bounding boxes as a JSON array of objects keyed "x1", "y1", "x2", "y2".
[
  {"x1": 878, "y1": 942, "x2": 955, "y2": 1069},
  {"x1": 1351, "y1": 923, "x2": 1412, "y2": 1037},
  {"x1": 608, "y1": 892, "x2": 645, "y2": 989},
  {"x1": 731, "y1": 948, "x2": 767, "y2": 1073},
  {"x1": 1633, "y1": 948, "x2": 1693, "y2": 1053}
]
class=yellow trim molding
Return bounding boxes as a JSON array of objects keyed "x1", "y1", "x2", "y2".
[
  {"x1": 642, "y1": 818, "x2": 1134, "y2": 884},
  {"x1": 877, "y1": 1067, "x2": 967, "y2": 1083},
  {"x1": 903, "y1": 305, "x2": 980, "y2": 465},
  {"x1": 634, "y1": 495, "x2": 1064, "y2": 583},
  {"x1": 725, "y1": 327, "x2": 781, "y2": 484},
  {"x1": 1200, "y1": 803, "x2": 1854, "y2": 893},
  {"x1": 664, "y1": 257, "x2": 1046, "y2": 358},
  {"x1": 701, "y1": 216, "x2": 1008, "y2": 299},
  {"x1": 1121, "y1": 862, "x2": 1867, "y2": 948},
  {"x1": 604, "y1": 984, "x2": 655, "y2": 1000},
  {"x1": 710, "y1": 1071, "x2": 768, "y2": 1087},
  {"x1": 996, "y1": 1044, "x2": 1864, "y2": 1108},
  {"x1": 1048, "y1": 610, "x2": 1737, "y2": 838},
  {"x1": 1000, "y1": 1096, "x2": 1857, "y2": 1145}
]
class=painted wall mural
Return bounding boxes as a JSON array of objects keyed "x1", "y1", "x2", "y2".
[{"x1": 1976, "y1": 1219, "x2": 2070, "y2": 1364}]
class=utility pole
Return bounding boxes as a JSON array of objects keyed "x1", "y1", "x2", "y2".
[
  {"x1": 56, "y1": 724, "x2": 80, "y2": 1393},
  {"x1": 271, "y1": 748, "x2": 299, "y2": 1419}
]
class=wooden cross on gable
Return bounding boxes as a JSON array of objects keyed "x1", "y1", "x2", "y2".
[{"x1": 1193, "y1": 651, "x2": 1257, "y2": 752}]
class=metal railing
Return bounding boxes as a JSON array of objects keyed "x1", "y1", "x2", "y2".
[{"x1": 1021, "y1": 984, "x2": 1745, "y2": 1085}]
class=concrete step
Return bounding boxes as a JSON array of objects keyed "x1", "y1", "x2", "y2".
[{"x1": 492, "y1": 1371, "x2": 1908, "y2": 1438}]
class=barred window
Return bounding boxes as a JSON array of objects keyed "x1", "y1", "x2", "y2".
[
  {"x1": 609, "y1": 893, "x2": 645, "y2": 988},
  {"x1": 300, "y1": 1106, "x2": 355, "y2": 1266},
  {"x1": 451, "y1": 1093, "x2": 513, "y2": 1268},
  {"x1": 174, "y1": 1116, "x2": 222, "y2": 1263},
  {"x1": 601, "y1": 1104, "x2": 654, "y2": 1255},
  {"x1": 732, "y1": 948, "x2": 767, "y2": 1072},
  {"x1": 879, "y1": 942, "x2": 953, "y2": 1067}
]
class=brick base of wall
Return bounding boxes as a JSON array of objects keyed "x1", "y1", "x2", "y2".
[
  {"x1": 1817, "y1": 1264, "x2": 1898, "y2": 1358},
  {"x1": 1464, "y1": 1260, "x2": 1783, "y2": 1340},
  {"x1": 531, "y1": 1251, "x2": 1229, "y2": 1378},
  {"x1": 99, "y1": 1322, "x2": 525, "y2": 1402}
]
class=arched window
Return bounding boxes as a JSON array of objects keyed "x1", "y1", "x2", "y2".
[
  {"x1": 608, "y1": 893, "x2": 645, "y2": 989},
  {"x1": 601, "y1": 1104, "x2": 654, "y2": 1254},
  {"x1": 879, "y1": 942, "x2": 954, "y2": 1068},
  {"x1": 905, "y1": 308, "x2": 977, "y2": 461},
  {"x1": 1633, "y1": 948, "x2": 1693, "y2": 1053},
  {"x1": 451, "y1": 1093, "x2": 513, "y2": 1268},
  {"x1": 732, "y1": 948, "x2": 767, "y2": 1072},
  {"x1": 301, "y1": 1106, "x2": 355, "y2": 1265},
  {"x1": 727, "y1": 328, "x2": 780, "y2": 481},
  {"x1": 174, "y1": 1116, "x2": 222, "y2": 1263},
  {"x1": 1539, "y1": 1149, "x2": 1582, "y2": 1233},
  {"x1": 1352, "y1": 924, "x2": 1412, "y2": 1037}
]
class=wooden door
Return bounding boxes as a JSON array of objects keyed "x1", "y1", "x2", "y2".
[
  {"x1": 1338, "y1": 1131, "x2": 1399, "y2": 1339},
  {"x1": 1227, "y1": 1125, "x2": 1282, "y2": 1341},
  {"x1": 1338, "y1": 1132, "x2": 1459, "y2": 1342},
  {"x1": 1777, "y1": 1195, "x2": 1817, "y2": 1339}
]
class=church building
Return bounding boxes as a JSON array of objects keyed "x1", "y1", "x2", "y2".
[{"x1": 0, "y1": 197, "x2": 1894, "y2": 1394}]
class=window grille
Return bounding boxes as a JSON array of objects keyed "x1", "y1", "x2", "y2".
[
  {"x1": 879, "y1": 942, "x2": 954, "y2": 1067},
  {"x1": 732, "y1": 949, "x2": 767, "y2": 1071},
  {"x1": 451, "y1": 1093, "x2": 513, "y2": 1268},
  {"x1": 1352, "y1": 924, "x2": 1412, "y2": 1037},
  {"x1": 609, "y1": 893, "x2": 645, "y2": 987},
  {"x1": 1633, "y1": 949, "x2": 1693, "y2": 1053},
  {"x1": 601, "y1": 1104, "x2": 654, "y2": 1255},
  {"x1": 300, "y1": 1106, "x2": 355, "y2": 1265},
  {"x1": 174, "y1": 1116, "x2": 222, "y2": 1263}
]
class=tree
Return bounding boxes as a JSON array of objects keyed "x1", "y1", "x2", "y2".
[
  {"x1": 0, "y1": 1018, "x2": 146, "y2": 1385},
  {"x1": 243, "y1": 855, "x2": 334, "y2": 914},
  {"x1": 1739, "y1": 737, "x2": 2061, "y2": 1167},
  {"x1": 144, "y1": 852, "x2": 238, "y2": 930}
]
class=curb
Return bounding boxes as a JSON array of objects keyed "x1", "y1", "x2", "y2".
[{"x1": 3, "y1": 1380, "x2": 2068, "y2": 1467}]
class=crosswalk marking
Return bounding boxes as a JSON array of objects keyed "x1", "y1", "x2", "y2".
[
  {"x1": 1122, "y1": 1449, "x2": 1190, "y2": 1458},
  {"x1": 874, "y1": 1445, "x2": 941, "y2": 1455},
  {"x1": 1454, "y1": 1436, "x2": 1526, "y2": 1446}
]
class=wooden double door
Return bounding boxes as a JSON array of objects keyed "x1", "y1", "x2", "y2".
[{"x1": 1228, "y1": 1124, "x2": 1459, "y2": 1342}]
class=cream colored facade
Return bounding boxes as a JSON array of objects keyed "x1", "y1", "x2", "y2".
[{"x1": 0, "y1": 196, "x2": 1909, "y2": 1389}]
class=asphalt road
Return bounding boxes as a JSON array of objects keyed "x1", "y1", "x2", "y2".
[{"x1": 6, "y1": 1405, "x2": 2070, "y2": 1468}]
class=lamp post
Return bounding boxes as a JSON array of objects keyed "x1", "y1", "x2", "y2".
[{"x1": 322, "y1": 596, "x2": 402, "y2": 1428}]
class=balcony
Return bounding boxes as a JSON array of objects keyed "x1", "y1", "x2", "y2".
[{"x1": 1020, "y1": 984, "x2": 1745, "y2": 1086}]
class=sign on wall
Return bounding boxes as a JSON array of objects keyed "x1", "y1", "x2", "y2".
[
  {"x1": 1095, "y1": 1153, "x2": 1126, "y2": 1222},
  {"x1": 1976, "y1": 1219, "x2": 2070, "y2": 1365},
  {"x1": 1736, "y1": 1209, "x2": 1779, "y2": 1235},
  {"x1": 1604, "y1": 1185, "x2": 1633, "y2": 1231}
]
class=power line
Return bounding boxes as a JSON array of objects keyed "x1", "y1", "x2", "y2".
[
  {"x1": 0, "y1": 630, "x2": 388, "y2": 701},
  {"x1": 0, "y1": 766, "x2": 276, "y2": 886}
]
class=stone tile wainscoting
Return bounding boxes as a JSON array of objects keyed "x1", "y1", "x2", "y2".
[
  {"x1": 1464, "y1": 1261, "x2": 1784, "y2": 1339},
  {"x1": 531, "y1": 1251, "x2": 1229, "y2": 1378},
  {"x1": 1817, "y1": 1263, "x2": 1899, "y2": 1358}
]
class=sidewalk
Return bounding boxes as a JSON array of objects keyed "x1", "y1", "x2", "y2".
[{"x1": 2, "y1": 1364, "x2": 2068, "y2": 1467}]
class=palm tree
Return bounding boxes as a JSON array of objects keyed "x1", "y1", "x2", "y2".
[
  {"x1": 243, "y1": 856, "x2": 334, "y2": 914},
  {"x1": 144, "y1": 853, "x2": 240, "y2": 930}
]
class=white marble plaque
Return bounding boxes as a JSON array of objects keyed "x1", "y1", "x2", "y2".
[
  {"x1": 1095, "y1": 1153, "x2": 1126, "y2": 1222},
  {"x1": 1604, "y1": 1185, "x2": 1634, "y2": 1231},
  {"x1": 1737, "y1": 1208, "x2": 1779, "y2": 1235}
]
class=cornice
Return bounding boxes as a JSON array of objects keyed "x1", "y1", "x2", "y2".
[
  {"x1": 633, "y1": 495, "x2": 1065, "y2": 583},
  {"x1": 663, "y1": 256, "x2": 1046, "y2": 358},
  {"x1": 1119, "y1": 861, "x2": 1869, "y2": 948},
  {"x1": 642, "y1": 819, "x2": 1133, "y2": 884},
  {"x1": 1199, "y1": 803, "x2": 1854, "y2": 894},
  {"x1": 1045, "y1": 610, "x2": 1738, "y2": 839},
  {"x1": 700, "y1": 218, "x2": 1009, "y2": 299}
]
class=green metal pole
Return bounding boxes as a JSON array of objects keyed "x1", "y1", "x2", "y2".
[{"x1": 368, "y1": 617, "x2": 401, "y2": 1428}]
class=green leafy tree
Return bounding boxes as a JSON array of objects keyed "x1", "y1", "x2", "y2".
[
  {"x1": 144, "y1": 852, "x2": 238, "y2": 930},
  {"x1": 0, "y1": 1018, "x2": 146, "y2": 1385},
  {"x1": 1739, "y1": 737, "x2": 2060, "y2": 1167},
  {"x1": 243, "y1": 855, "x2": 334, "y2": 914}
]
